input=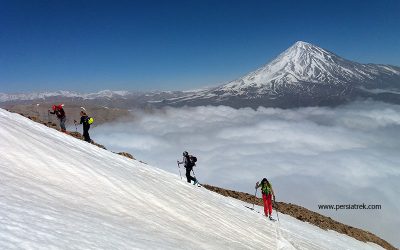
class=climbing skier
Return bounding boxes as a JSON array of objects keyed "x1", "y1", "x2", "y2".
[
  {"x1": 255, "y1": 178, "x2": 276, "y2": 220},
  {"x1": 177, "y1": 151, "x2": 198, "y2": 185},
  {"x1": 74, "y1": 111, "x2": 92, "y2": 142},
  {"x1": 49, "y1": 104, "x2": 66, "y2": 132}
]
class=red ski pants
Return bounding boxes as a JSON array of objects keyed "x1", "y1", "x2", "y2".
[{"x1": 262, "y1": 193, "x2": 273, "y2": 216}]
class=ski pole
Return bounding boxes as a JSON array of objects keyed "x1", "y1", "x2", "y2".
[
  {"x1": 192, "y1": 168, "x2": 196, "y2": 178},
  {"x1": 252, "y1": 188, "x2": 258, "y2": 210},
  {"x1": 74, "y1": 121, "x2": 78, "y2": 132},
  {"x1": 274, "y1": 198, "x2": 280, "y2": 222},
  {"x1": 191, "y1": 168, "x2": 200, "y2": 185},
  {"x1": 177, "y1": 161, "x2": 182, "y2": 180}
]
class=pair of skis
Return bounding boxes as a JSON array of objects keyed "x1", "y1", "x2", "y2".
[
  {"x1": 245, "y1": 205, "x2": 277, "y2": 221},
  {"x1": 193, "y1": 181, "x2": 202, "y2": 188}
]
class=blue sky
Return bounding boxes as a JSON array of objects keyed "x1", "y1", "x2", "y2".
[{"x1": 1, "y1": 0, "x2": 399, "y2": 93}]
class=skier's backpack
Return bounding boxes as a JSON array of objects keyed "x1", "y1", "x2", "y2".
[
  {"x1": 88, "y1": 117, "x2": 94, "y2": 125},
  {"x1": 189, "y1": 155, "x2": 197, "y2": 164},
  {"x1": 261, "y1": 183, "x2": 272, "y2": 195},
  {"x1": 84, "y1": 116, "x2": 94, "y2": 125}
]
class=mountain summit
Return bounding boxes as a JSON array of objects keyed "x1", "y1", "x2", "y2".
[
  {"x1": 221, "y1": 41, "x2": 399, "y2": 93},
  {"x1": 164, "y1": 41, "x2": 400, "y2": 108}
]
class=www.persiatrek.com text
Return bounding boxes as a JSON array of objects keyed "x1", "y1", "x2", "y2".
[{"x1": 318, "y1": 203, "x2": 382, "y2": 211}]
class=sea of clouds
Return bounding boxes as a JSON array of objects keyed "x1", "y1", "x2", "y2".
[{"x1": 92, "y1": 100, "x2": 400, "y2": 247}]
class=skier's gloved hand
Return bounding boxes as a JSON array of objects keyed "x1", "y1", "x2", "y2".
[{"x1": 255, "y1": 181, "x2": 259, "y2": 189}]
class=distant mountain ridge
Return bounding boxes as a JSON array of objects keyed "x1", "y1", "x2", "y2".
[
  {"x1": 1, "y1": 41, "x2": 400, "y2": 108},
  {"x1": 0, "y1": 90, "x2": 194, "y2": 109},
  {"x1": 0, "y1": 90, "x2": 131, "y2": 102}
]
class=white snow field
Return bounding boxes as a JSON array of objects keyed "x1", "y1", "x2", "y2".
[{"x1": 0, "y1": 108, "x2": 383, "y2": 250}]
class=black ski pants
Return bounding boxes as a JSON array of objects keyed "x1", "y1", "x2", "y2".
[
  {"x1": 83, "y1": 125, "x2": 91, "y2": 142},
  {"x1": 185, "y1": 167, "x2": 196, "y2": 183}
]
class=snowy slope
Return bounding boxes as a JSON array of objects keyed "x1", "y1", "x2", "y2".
[{"x1": 0, "y1": 108, "x2": 383, "y2": 249}]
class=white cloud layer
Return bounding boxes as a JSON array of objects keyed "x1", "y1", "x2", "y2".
[{"x1": 92, "y1": 101, "x2": 400, "y2": 247}]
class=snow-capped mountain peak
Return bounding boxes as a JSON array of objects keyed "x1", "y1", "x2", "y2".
[
  {"x1": 160, "y1": 41, "x2": 400, "y2": 108},
  {"x1": 220, "y1": 41, "x2": 400, "y2": 95},
  {"x1": 2, "y1": 42, "x2": 400, "y2": 109}
]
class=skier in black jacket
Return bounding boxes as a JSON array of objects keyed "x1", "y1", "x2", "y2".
[
  {"x1": 74, "y1": 111, "x2": 91, "y2": 142},
  {"x1": 177, "y1": 151, "x2": 198, "y2": 184}
]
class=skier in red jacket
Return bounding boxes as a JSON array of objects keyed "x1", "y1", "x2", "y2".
[{"x1": 49, "y1": 104, "x2": 66, "y2": 132}]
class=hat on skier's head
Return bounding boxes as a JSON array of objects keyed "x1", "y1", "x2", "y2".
[
  {"x1": 57, "y1": 104, "x2": 63, "y2": 109},
  {"x1": 262, "y1": 178, "x2": 268, "y2": 183},
  {"x1": 183, "y1": 151, "x2": 189, "y2": 157}
]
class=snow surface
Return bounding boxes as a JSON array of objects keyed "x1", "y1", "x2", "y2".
[{"x1": 0, "y1": 108, "x2": 383, "y2": 249}]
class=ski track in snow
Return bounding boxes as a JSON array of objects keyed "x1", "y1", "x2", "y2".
[
  {"x1": 0, "y1": 109, "x2": 384, "y2": 249},
  {"x1": 275, "y1": 224, "x2": 296, "y2": 250}
]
